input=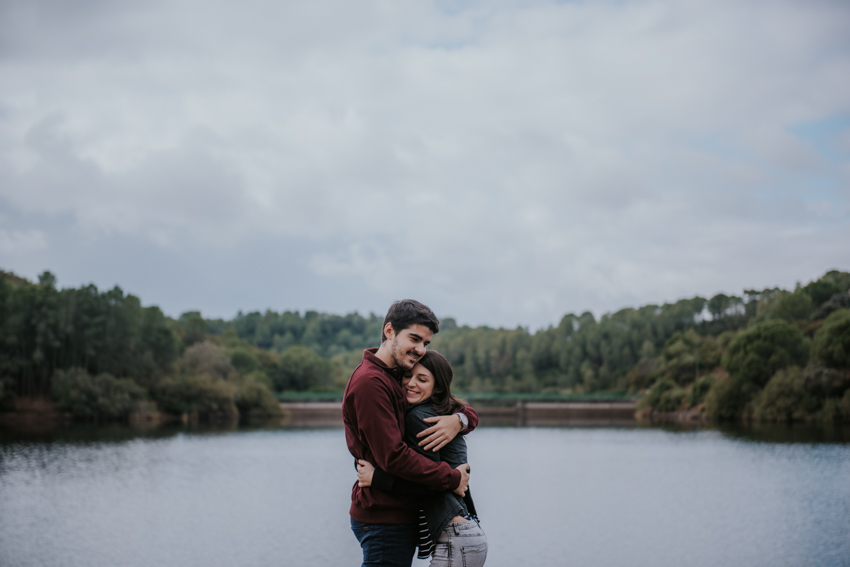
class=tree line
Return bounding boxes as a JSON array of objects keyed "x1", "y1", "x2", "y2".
[{"x1": 1, "y1": 268, "x2": 849, "y2": 423}]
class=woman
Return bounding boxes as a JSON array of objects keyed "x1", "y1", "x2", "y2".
[{"x1": 356, "y1": 350, "x2": 488, "y2": 567}]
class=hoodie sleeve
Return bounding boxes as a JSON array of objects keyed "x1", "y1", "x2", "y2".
[{"x1": 348, "y1": 373, "x2": 461, "y2": 491}]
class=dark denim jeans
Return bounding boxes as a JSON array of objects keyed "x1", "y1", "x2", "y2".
[{"x1": 350, "y1": 517, "x2": 417, "y2": 567}]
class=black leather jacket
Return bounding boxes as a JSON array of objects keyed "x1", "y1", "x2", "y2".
[{"x1": 370, "y1": 402, "x2": 478, "y2": 543}]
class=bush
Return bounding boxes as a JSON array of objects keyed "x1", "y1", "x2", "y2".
[
  {"x1": 804, "y1": 278, "x2": 843, "y2": 307},
  {"x1": 812, "y1": 309, "x2": 850, "y2": 369},
  {"x1": 723, "y1": 320, "x2": 809, "y2": 388},
  {"x1": 626, "y1": 358, "x2": 657, "y2": 393},
  {"x1": 688, "y1": 374, "x2": 716, "y2": 406},
  {"x1": 752, "y1": 366, "x2": 817, "y2": 422},
  {"x1": 697, "y1": 336, "x2": 723, "y2": 370},
  {"x1": 234, "y1": 375, "x2": 282, "y2": 417},
  {"x1": 818, "y1": 390, "x2": 850, "y2": 423},
  {"x1": 656, "y1": 331, "x2": 699, "y2": 385},
  {"x1": 657, "y1": 386, "x2": 687, "y2": 412},
  {"x1": 153, "y1": 373, "x2": 238, "y2": 418},
  {"x1": 274, "y1": 346, "x2": 336, "y2": 391},
  {"x1": 52, "y1": 368, "x2": 147, "y2": 419},
  {"x1": 705, "y1": 376, "x2": 755, "y2": 421},
  {"x1": 772, "y1": 291, "x2": 814, "y2": 322},
  {"x1": 803, "y1": 363, "x2": 850, "y2": 399},
  {"x1": 811, "y1": 292, "x2": 850, "y2": 321},
  {"x1": 245, "y1": 370, "x2": 274, "y2": 390},
  {"x1": 229, "y1": 348, "x2": 259, "y2": 374},
  {"x1": 638, "y1": 378, "x2": 685, "y2": 412},
  {"x1": 0, "y1": 376, "x2": 14, "y2": 411},
  {"x1": 178, "y1": 341, "x2": 233, "y2": 380}
]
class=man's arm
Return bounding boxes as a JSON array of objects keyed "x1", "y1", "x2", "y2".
[
  {"x1": 367, "y1": 463, "x2": 468, "y2": 498},
  {"x1": 370, "y1": 466, "x2": 433, "y2": 497},
  {"x1": 417, "y1": 404, "x2": 480, "y2": 452},
  {"x1": 365, "y1": 406, "x2": 470, "y2": 497}
]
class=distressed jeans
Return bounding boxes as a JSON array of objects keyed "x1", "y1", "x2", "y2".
[
  {"x1": 430, "y1": 519, "x2": 488, "y2": 567},
  {"x1": 350, "y1": 517, "x2": 417, "y2": 567}
]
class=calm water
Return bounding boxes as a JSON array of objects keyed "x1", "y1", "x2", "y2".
[{"x1": 1, "y1": 423, "x2": 849, "y2": 567}]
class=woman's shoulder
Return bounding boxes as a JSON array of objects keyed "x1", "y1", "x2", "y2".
[{"x1": 406, "y1": 401, "x2": 440, "y2": 420}]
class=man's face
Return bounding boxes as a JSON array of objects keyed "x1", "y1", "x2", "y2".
[{"x1": 388, "y1": 324, "x2": 433, "y2": 371}]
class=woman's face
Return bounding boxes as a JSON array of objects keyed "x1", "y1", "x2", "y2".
[{"x1": 404, "y1": 363, "x2": 435, "y2": 404}]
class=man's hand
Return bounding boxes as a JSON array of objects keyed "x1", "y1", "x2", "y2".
[
  {"x1": 417, "y1": 414, "x2": 463, "y2": 452},
  {"x1": 453, "y1": 463, "x2": 470, "y2": 496}
]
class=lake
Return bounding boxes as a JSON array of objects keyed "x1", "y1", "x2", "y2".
[{"x1": 1, "y1": 423, "x2": 849, "y2": 567}]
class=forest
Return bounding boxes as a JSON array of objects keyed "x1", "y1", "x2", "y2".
[{"x1": 1, "y1": 268, "x2": 849, "y2": 423}]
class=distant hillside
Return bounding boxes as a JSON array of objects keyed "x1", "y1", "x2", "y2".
[{"x1": 1, "y1": 268, "x2": 849, "y2": 423}]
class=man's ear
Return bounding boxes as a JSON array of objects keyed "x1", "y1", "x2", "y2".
[{"x1": 383, "y1": 322, "x2": 395, "y2": 341}]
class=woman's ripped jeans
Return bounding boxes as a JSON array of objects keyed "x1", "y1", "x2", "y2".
[{"x1": 430, "y1": 519, "x2": 487, "y2": 567}]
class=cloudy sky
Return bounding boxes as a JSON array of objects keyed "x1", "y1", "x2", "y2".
[{"x1": 1, "y1": 0, "x2": 849, "y2": 329}]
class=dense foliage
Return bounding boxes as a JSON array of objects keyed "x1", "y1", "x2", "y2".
[
  {"x1": 0, "y1": 271, "x2": 279, "y2": 420},
  {"x1": 1, "y1": 268, "x2": 849, "y2": 423},
  {"x1": 635, "y1": 270, "x2": 850, "y2": 423}
]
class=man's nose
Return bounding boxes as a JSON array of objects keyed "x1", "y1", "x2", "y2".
[{"x1": 414, "y1": 343, "x2": 426, "y2": 356}]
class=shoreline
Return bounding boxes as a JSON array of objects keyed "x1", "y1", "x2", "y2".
[{"x1": 279, "y1": 400, "x2": 639, "y2": 428}]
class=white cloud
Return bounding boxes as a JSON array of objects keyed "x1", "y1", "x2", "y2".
[{"x1": 0, "y1": 0, "x2": 849, "y2": 326}]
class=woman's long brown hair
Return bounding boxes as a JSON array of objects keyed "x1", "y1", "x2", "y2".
[{"x1": 418, "y1": 350, "x2": 466, "y2": 416}]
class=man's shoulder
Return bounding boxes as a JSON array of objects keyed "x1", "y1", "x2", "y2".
[
  {"x1": 350, "y1": 360, "x2": 391, "y2": 384},
  {"x1": 345, "y1": 362, "x2": 396, "y2": 401}
]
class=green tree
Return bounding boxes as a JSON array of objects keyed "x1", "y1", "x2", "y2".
[
  {"x1": 705, "y1": 377, "x2": 755, "y2": 420},
  {"x1": 723, "y1": 320, "x2": 809, "y2": 388},
  {"x1": 233, "y1": 374, "x2": 282, "y2": 417},
  {"x1": 52, "y1": 368, "x2": 146, "y2": 419},
  {"x1": 179, "y1": 312, "x2": 208, "y2": 347},
  {"x1": 179, "y1": 341, "x2": 233, "y2": 380},
  {"x1": 153, "y1": 374, "x2": 237, "y2": 418},
  {"x1": 819, "y1": 390, "x2": 850, "y2": 423},
  {"x1": 229, "y1": 348, "x2": 259, "y2": 374},
  {"x1": 274, "y1": 346, "x2": 336, "y2": 391},
  {"x1": 812, "y1": 309, "x2": 850, "y2": 369},
  {"x1": 803, "y1": 363, "x2": 850, "y2": 399},
  {"x1": 772, "y1": 290, "x2": 814, "y2": 322},
  {"x1": 655, "y1": 330, "x2": 720, "y2": 385},
  {"x1": 688, "y1": 374, "x2": 716, "y2": 406},
  {"x1": 803, "y1": 278, "x2": 843, "y2": 306},
  {"x1": 638, "y1": 378, "x2": 685, "y2": 412},
  {"x1": 752, "y1": 366, "x2": 817, "y2": 422}
]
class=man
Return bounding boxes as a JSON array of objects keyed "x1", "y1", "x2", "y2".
[{"x1": 343, "y1": 299, "x2": 478, "y2": 567}]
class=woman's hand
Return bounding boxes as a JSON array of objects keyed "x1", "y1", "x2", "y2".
[{"x1": 357, "y1": 459, "x2": 375, "y2": 487}]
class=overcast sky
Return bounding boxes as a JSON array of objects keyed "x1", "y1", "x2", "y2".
[{"x1": 1, "y1": 0, "x2": 849, "y2": 329}]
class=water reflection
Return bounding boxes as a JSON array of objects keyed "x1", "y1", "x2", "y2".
[{"x1": 1, "y1": 422, "x2": 848, "y2": 567}]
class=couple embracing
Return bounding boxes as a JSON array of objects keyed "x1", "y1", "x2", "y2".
[{"x1": 343, "y1": 300, "x2": 488, "y2": 567}]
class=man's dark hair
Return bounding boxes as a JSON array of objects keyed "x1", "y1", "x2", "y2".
[{"x1": 381, "y1": 299, "x2": 440, "y2": 341}]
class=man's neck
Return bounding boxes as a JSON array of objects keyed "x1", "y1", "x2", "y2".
[{"x1": 374, "y1": 342, "x2": 396, "y2": 368}]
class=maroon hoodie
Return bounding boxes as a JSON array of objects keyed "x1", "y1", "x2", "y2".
[{"x1": 343, "y1": 348, "x2": 479, "y2": 524}]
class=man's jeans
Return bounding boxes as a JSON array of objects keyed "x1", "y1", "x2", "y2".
[{"x1": 350, "y1": 518, "x2": 417, "y2": 567}]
